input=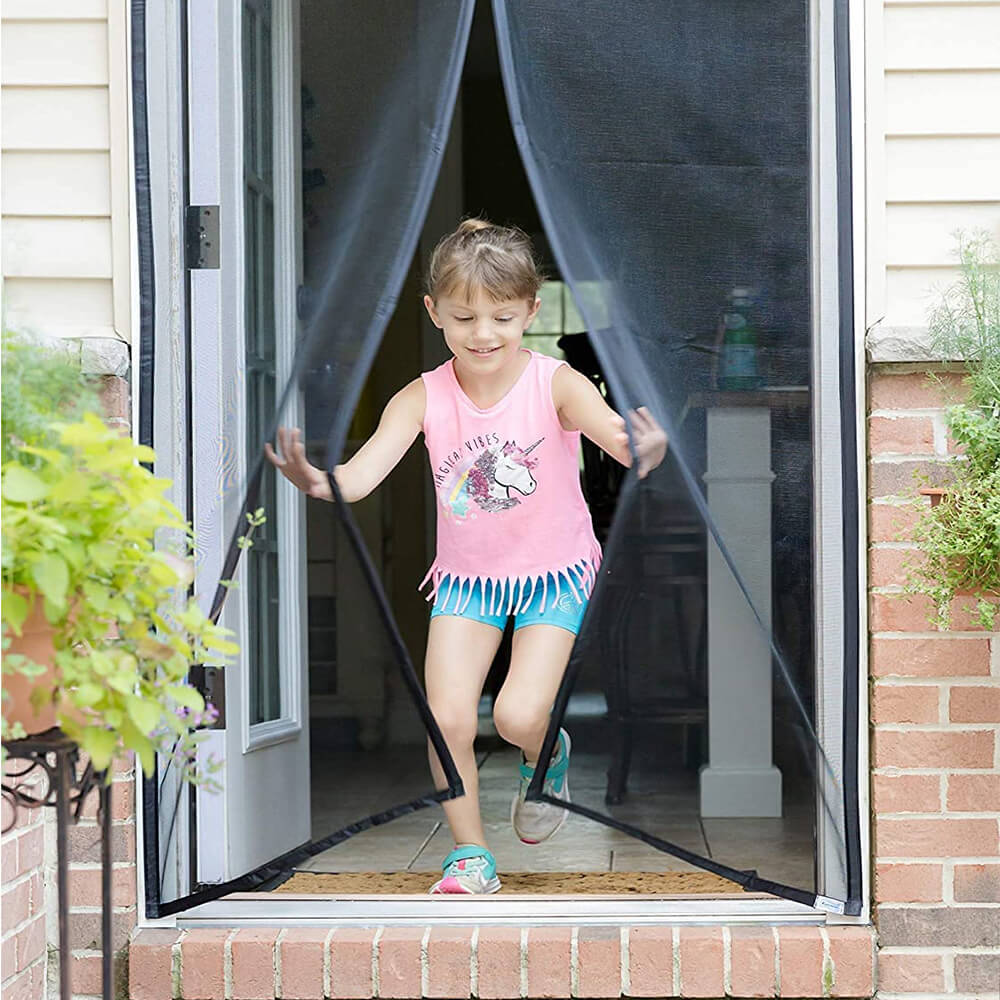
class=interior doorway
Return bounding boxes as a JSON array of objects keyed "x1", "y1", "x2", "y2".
[{"x1": 289, "y1": 1, "x2": 816, "y2": 894}]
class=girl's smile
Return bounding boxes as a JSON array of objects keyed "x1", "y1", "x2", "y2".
[{"x1": 423, "y1": 286, "x2": 541, "y2": 383}]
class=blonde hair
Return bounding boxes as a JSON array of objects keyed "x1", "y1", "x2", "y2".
[{"x1": 426, "y1": 218, "x2": 543, "y2": 303}]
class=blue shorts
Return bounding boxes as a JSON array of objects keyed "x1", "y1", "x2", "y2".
[{"x1": 430, "y1": 575, "x2": 588, "y2": 636}]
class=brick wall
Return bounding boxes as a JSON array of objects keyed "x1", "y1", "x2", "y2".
[
  {"x1": 1, "y1": 764, "x2": 48, "y2": 1000},
  {"x1": 130, "y1": 923, "x2": 877, "y2": 999},
  {"x1": 869, "y1": 369, "x2": 1000, "y2": 997},
  {"x1": 2, "y1": 367, "x2": 140, "y2": 1000}
]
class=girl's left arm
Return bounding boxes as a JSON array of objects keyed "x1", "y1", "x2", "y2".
[{"x1": 552, "y1": 365, "x2": 668, "y2": 479}]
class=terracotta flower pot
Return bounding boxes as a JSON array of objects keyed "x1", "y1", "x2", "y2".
[{"x1": 3, "y1": 595, "x2": 62, "y2": 735}]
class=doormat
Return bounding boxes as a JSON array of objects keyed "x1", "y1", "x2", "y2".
[{"x1": 275, "y1": 870, "x2": 743, "y2": 895}]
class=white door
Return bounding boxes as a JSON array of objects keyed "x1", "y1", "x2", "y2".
[{"x1": 188, "y1": 0, "x2": 310, "y2": 882}]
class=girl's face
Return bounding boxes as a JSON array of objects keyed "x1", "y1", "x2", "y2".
[{"x1": 424, "y1": 286, "x2": 541, "y2": 374}]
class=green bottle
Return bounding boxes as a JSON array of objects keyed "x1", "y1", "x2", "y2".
[{"x1": 717, "y1": 287, "x2": 762, "y2": 391}]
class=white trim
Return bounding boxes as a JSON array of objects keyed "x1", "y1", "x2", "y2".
[{"x1": 176, "y1": 894, "x2": 831, "y2": 927}]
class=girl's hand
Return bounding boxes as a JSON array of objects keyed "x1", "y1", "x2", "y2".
[
  {"x1": 629, "y1": 406, "x2": 668, "y2": 479},
  {"x1": 264, "y1": 427, "x2": 333, "y2": 501}
]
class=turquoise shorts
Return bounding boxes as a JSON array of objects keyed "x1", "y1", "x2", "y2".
[{"x1": 430, "y1": 575, "x2": 588, "y2": 636}]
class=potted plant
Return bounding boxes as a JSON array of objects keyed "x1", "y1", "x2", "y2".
[
  {"x1": 905, "y1": 231, "x2": 1000, "y2": 630},
  {"x1": 1, "y1": 332, "x2": 243, "y2": 782}
]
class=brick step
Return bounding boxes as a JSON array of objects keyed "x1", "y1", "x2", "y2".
[{"x1": 130, "y1": 922, "x2": 876, "y2": 999}]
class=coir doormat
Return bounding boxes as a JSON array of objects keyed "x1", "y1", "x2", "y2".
[{"x1": 275, "y1": 870, "x2": 743, "y2": 895}]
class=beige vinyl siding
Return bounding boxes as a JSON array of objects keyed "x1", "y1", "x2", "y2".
[
  {"x1": 880, "y1": 0, "x2": 1000, "y2": 331},
  {"x1": 1, "y1": 1, "x2": 131, "y2": 343}
]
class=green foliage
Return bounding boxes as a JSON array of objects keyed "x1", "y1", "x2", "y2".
[
  {"x1": 1, "y1": 332, "x2": 99, "y2": 464},
  {"x1": 1, "y1": 336, "x2": 243, "y2": 781},
  {"x1": 906, "y1": 231, "x2": 1000, "y2": 629}
]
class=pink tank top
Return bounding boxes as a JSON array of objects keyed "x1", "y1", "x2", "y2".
[{"x1": 419, "y1": 349, "x2": 602, "y2": 615}]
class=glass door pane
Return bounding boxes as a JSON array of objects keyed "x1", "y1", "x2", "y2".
[{"x1": 243, "y1": 0, "x2": 281, "y2": 724}]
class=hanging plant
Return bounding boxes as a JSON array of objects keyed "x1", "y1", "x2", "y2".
[{"x1": 904, "y1": 231, "x2": 1000, "y2": 629}]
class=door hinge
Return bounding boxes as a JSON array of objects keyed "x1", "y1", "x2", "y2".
[
  {"x1": 189, "y1": 664, "x2": 226, "y2": 728},
  {"x1": 185, "y1": 205, "x2": 220, "y2": 269}
]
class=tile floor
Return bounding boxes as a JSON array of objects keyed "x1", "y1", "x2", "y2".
[{"x1": 302, "y1": 713, "x2": 817, "y2": 891}]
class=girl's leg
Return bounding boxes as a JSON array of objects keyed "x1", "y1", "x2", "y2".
[
  {"x1": 425, "y1": 614, "x2": 504, "y2": 848},
  {"x1": 491, "y1": 624, "x2": 576, "y2": 764}
]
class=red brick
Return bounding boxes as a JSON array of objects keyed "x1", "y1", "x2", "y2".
[
  {"x1": 869, "y1": 415, "x2": 935, "y2": 454},
  {"x1": 873, "y1": 728, "x2": 995, "y2": 769},
  {"x1": 1, "y1": 967, "x2": 37, "y2": 1000},
  {"x1": 777, "y1": 926, "x2": 823, "y2": 997},
  {"x1": 129, "y1": 928, "x2": 180, "y2": 1000},
  {"x1": 870, "y1": 371, "x2": 964, "y2": 411},
  {"x1": 3, "y1": 933, "x2": 18, "y2": 980},
  {"x1": 2, "y1": 879, "x2": 31, "y2": 935},
  {"x1": 729, "y1": 926, "x2": 774, "y2": 997},
  {"x1": 949, "y1": 594, "x2": 996, "y2": 631},
  {"x1": 576, "y1": 927, "x2": 621, "y2": 999},
  {"x1": 875, "y1": 862, "x2": 943, "y2": 902},
  {"x1": 828, "y1": 925, "x2": 874, "y2": 998},
  {"x1": 68, "y1": 866, "x2": 136, "y2": 908},
  {"x1": 871, "y1": 636, "x2": 991, "y2": 677},
  {"x1": 180, "y1": 928, "x2": 228, "y2": 1000},
  {"x1": 629, "y1": 926, "x2": 674, "y2": 998},
  {"x1": 954, "y1": 863, "x2": 1000, "y2": 902},
  {"x1": 950, "y1": 685, "x2": 1000, "y2": 722},
  {"x1": 877, "y1": 951, "x2": 945, "y2": 993},
  {"x1": 377, "y1": 927, "x2": 421, "y2": 1000},
  {"x1": 476, "y1": 926, "x2": 521, "y2": 1000},
  {"x1": 869, "y1": 501, "x2": 924, "y2": 543},
  {"x1": 15, "y1": 828, "x2": 43, "y2": 877},
  {"x1": 869, "y1": 458, "x2": 952, "y2": 499},
  {"x1": 870, "y1": 592, "x2": 938, "y2": 632},
  {"x1": 68, "y1": 908, "x2": 135, "y2": 953},
  {"x1": 872, "y1": 683, "x2": 940, "y2": 724},
  {"x1": 2, "y1": 837, "x2": 17, "y2": 883},
  {"x1": 14, "y1": 915, "x2": 45, "y2": 970},
  {"x1": 71, "y1": 953, "x2": 104, "y2": 996},
  {"x1": 679, "y1": 926, "x2": 723, "y2": 998},
  {"x1": 526, "y1": 927, "x2": 571, "y2": 998},
  {"x1": 98, "y1": 376, "x2": 130, "y2": 420},
  {"x1": 329, "y1": 927, "x2": 374, "y2": 1000},
  {"x1": 876, "y1": 816, "x2": 999, "y2": 858},
  {"x1": 872, "y1": 773, "x2": 941, "y2": 814},
  {"x1": 231, "y1": 928, "x2": 278, "y2": 1000},
  {"x1": 425, "y1": 926, "x2": 472, "y2": 1000},
  {"x1": 280, "y1": 927, "x2": 328, "y2": 1000},
  {"x1": 869, "y1": 547, "x2": 923, "y2": 589},
  {"x1": 948, "y1": 773, "x2": 1000, "y2": 812}
]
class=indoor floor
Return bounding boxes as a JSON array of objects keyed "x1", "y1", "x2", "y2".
[{"x1": 300, "y1": 710, "x2": 816, "y2": 892}]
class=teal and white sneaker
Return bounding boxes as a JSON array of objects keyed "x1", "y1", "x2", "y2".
[
  {"x1": 428, "y1": 845, "x2": 502, "y2": 895},
  {"x1": 511, "y1": 728, "x2": 571, "y2": 845}
]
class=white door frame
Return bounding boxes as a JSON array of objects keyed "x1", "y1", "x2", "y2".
[{"x1": 188, "y1": 0, "x2": 310, "y2": 884}]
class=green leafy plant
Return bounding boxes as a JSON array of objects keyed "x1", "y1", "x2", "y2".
[
  {"x1": 905, "y1": 231, "x2": 1000, "y2": 629},
  {"x1": 1, "y1": 334, "x2": 254, "y2": 782}
]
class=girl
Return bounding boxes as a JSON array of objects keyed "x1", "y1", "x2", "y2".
[{"x1": 266, "y1": 219, "x2": 667, "y2": 894}]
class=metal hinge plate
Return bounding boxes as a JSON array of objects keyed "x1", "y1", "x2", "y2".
[{"x1": 185, "y1": 205, "x2": 220, "y2": 269}]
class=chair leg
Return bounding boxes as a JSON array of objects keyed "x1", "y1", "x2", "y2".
[{"x1": 605, "y1": 719, "x2": 632, "y2": 805}]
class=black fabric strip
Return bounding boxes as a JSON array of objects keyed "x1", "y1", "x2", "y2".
[
  {"x1": 327, "y1": 475, "x2": 463, "y2": 794},
  {"x1": 537, "y1": 795, "x2": 819, "y2": 910},
  {"x1": 153, "y1": 789, "x2": 454, "y2": 918},
  {"x1": 132, "y1": 0, "x2": 155, "y2": 455},
  {"x1": 834, "y1": 0, "x2": 864, "y2": 919},
  {"x1": 130, "y1": 0, "x2": 163, "y2": 921}
]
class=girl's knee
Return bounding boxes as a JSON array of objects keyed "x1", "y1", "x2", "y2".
[
  {"x1": 429, "y1": 702, "x2": 478, "y2": 749},
  {"x1": 492, "y1": 693, "x2": 547, "y2": 745}
]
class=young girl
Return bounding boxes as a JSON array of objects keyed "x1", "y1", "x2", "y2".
[{"x1": 265, "y1": 219, "x2": 667, "y2": 894}]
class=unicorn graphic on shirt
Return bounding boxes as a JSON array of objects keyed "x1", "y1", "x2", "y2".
[
  {"x1": 443, "y1": 437, "x2": 545, "y2": 516},
  {"x1": 489, "y1": 438, "x2": 543, "y2": 500}
]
